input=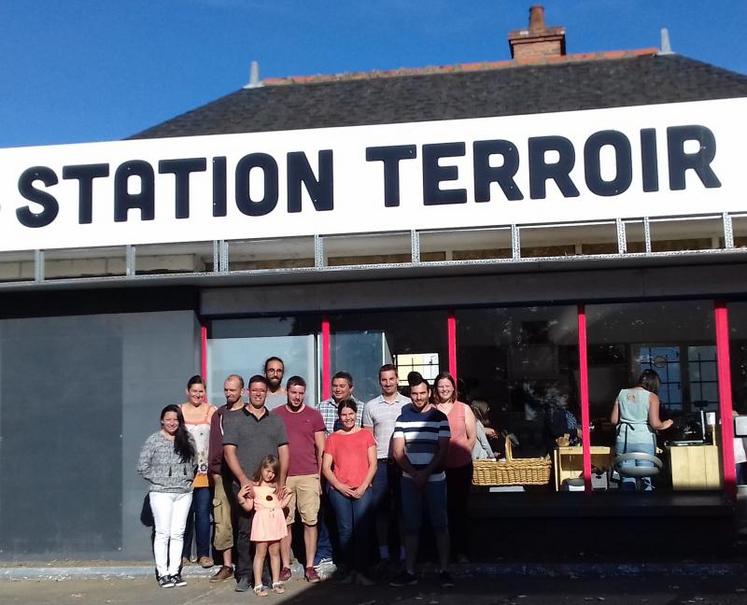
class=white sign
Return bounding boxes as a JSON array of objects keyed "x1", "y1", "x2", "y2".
[{"x1": 0, "y1": 98, "x2": 744, "y2": 253}]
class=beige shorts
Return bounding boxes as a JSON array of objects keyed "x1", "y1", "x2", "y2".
[
  {"x1": 285, "y1": 474, "x2": 321, "y2": 526},
  {"x1": 212, "y1": 474, "x2": 234, "y2": 551}
]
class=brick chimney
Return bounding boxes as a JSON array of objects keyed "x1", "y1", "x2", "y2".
[{"x1": 508, "y1": 5, "x2": 566, "y2": 62}]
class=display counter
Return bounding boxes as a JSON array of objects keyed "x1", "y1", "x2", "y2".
[
  {"x1": 666, "y1": 444, "x2": 722, "y2": 490},
  {"x1": 553, "y1": 446, "x2": 613, "y2": 491}
]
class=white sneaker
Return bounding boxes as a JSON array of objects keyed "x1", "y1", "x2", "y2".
[{"x1": 314, "y1": 558, "x2": 337, "y2": 575}]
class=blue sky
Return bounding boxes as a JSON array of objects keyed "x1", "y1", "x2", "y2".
[{"x1": 2, "y1": 0, "x2": 746, "y2": 148}]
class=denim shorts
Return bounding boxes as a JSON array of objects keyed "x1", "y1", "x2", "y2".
[{"x1": 399, "y1": 476, "x2": 448, "y2": 533}]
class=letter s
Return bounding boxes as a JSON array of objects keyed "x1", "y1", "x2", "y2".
[{"x1": 17, "y1": 166, "x2": 59, "y2": 228}]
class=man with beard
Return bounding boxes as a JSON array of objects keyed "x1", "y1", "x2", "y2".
[
  {"x1": 390, "y1": 375, "x2": 452, "y2": 588},
  {"x1": 273, "y1": 376, "x2": 326, "y2": 583},
  {"x1": 264, "y1": 357, "x2": 287, "y2": 410}
]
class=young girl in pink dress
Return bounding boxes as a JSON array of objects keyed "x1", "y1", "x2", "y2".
[{"x1": 237, "y1": 455, "x2": 290, "y2": 597}]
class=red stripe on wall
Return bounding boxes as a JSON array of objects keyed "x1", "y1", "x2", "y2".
[
  {"x1": 322, "y1": 317, "x2": 331, "y2": 400},
  {"x1": 448, "y1": 312, "x2": 457, "y2": 382},
  {"x1": 200, "y1": 323, "x2": 208, "y2": 380},
  {"x1": 715, "y1": 302, "x2": 737, "y2": 501},
  {"x1": 577, "y1": 304, "x2": 592, "y2": 493}
]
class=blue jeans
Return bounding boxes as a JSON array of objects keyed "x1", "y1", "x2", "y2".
[
  {"x1": 314, "y1": 516, "x2": 334, "y2": 565},
  {"x1": 400, "y1": 476, "x2": 448, "y2": 533},
  {"x1": 328, "y1": 486, "x2": 374, "y2": 572},
  {"x1": 616, "y1": 438, "x2": 656, "y2": 491},
  {"x1": 183, "y1": 486, "x2": 212, "y2": 559}
]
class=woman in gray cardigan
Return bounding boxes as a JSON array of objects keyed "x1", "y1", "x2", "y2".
[{"x1": 138, "y1": 404, "x2": 196, "y2": 588}]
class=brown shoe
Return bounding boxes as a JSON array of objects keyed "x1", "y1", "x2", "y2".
[
  {"x1": 279, "y1": 567, "x2": 292, "y2": 582},
  {"x1": 198, "y1": 556, "x2": 214, "y2": 568},
  {"x1": 305, "y1": 567, "x2": 321, "y2": 583},
  {"x1": 181, "y1": 556, "x2": 191, "y2": 567},
  {"x1": 209, "y1": 565, "x2": 233, "y2": 583}
]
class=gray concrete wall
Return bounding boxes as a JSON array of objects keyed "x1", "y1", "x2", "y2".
[{"x1": 0, "y1": 311, "x2": 199, "y2": 561}]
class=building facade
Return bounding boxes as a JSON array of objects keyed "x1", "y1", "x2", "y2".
[{"x1": 2, "y1": 7, "x2": 747, "y2": 559}]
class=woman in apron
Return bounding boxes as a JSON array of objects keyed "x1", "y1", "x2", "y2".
[{"x1": 610, "y1": 370, "x2": 673, "y2": 490}]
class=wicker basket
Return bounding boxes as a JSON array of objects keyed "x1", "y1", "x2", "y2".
[{"x1": 472, "y1": 437, "x2": 552, "y2": 486}]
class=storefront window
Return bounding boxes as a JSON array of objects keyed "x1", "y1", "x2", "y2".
[
  {"x1": 586, "y1": 301, "x2": 721, "y2": 492},
  {"x1": 456, "y1": 306, "x2": 578, "y2": 461},
  {"x1": 329, "y1": 310, "x2": 448, "y2": 402},
  {"x1": 207, "y1": 316, "x2": 321, "y2": 404},
  {"x1": 727, "y1": 302, "x2": 747, "y2": 486}
]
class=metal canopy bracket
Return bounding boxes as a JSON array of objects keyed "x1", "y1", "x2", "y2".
[
  {"x1": 213, "y1": 240, "x2": 228, "y2": 273},
  {"x1": 314, "y1": 234, "x2": 326, "y2": 268},
  {"x1": 643, "y1": 217, "x2": 652, "y2": 254},
  {"x1": 511, "y1": 225, "x2": 521, "y2": 260},
  {"x1": 34, "y1": 249, "x2": 44, "y2": 282},
  {"x1": 125, "y1": 245, "x2": 136, "y2": 277},
  {"x1": 616, "y1": 218, "x2": 627, "y2": 255},
  {"x1": 723, "y1": 212, "x2": 735, "y2": 249},
  {"x1": 410, "y1": 230, "x2": 421, "y2": 264}
]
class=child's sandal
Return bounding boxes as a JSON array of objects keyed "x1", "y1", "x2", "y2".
[
  {"x1": 272, "y1": 582, "x2": 285, "y2": 594},
  {"x1": 253, "y1": 585, "x2": 269, "y2": 597}
]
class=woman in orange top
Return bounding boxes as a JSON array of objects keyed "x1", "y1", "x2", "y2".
[
  {"x1": 322, "y1": 399, "x2": 377, "y2": 585},
  {"x1": 433, "y1": 371, "x2": 476, "y2": 563},
  {"x1": 179, "y1": 375, "x2": 217, "y2": 568}
]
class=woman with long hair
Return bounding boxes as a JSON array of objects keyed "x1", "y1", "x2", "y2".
[
  {"x1": 610, "y1": 369, "x2": 673, "y2": 491},
  {"x1": 470, "y1": 399, "x2": 497, "y2": 459},
  {"x1": 433, "y1": 371, "x2": 476, "y2": 563},
  {"x1": 138, "y1": 404, "x2": 196, "y2": 588},
  {"x1": 179, "y1": 375, "x2": 217, "y2": 568}
]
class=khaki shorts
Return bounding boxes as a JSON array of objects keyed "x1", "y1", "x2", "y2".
[
  {"x1": 212, "y1": 474, "x2": 234, "y2": 551},
  {"x1": 285, "y1": 474, "x2": 321, "y2": 526}
]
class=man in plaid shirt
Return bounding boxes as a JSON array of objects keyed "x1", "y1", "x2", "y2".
[{"x1": 316, "y1": 371, "x2": 364, "y2": 434}]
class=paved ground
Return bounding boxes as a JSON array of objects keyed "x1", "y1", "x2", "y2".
[{"x1": 3, "y1": 572, "x2": 747, "y2": 605}]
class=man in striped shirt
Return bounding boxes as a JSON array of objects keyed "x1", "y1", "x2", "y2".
[{"x1": 390, "y1": 375, "x2": 453, "y2": 588}]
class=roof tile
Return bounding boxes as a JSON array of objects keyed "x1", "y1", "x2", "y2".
[{"x1": 131, "y1": 54, "x2": 747, "y2": 140}]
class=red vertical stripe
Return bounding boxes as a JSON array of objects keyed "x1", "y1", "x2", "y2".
[
  {"x1": 200, "y1": 323, "x2": 208, "y2": 381},
  {"x1": 448, "y1": 312, "x2": 457, "y2": 383},
  {"x1": 715, "y1": 302, "x2": 737, "y2": 501},
  {"x1": 322, "y1": 317, "x2": 331, "y2": 400},
  {"x1": 577, "y1": 304, "x2": 592, "y2": 493}
]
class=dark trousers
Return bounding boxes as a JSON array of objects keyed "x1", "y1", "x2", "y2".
[
  {"x1": 232, "y1": 483, "x2": 255, "y2": 581},
  {"x1": 445, "y1": 463, "x2": 473, "y2": 557},
  {"x1": 183, "y1": 485, "x2": 212, "y2": 559}
]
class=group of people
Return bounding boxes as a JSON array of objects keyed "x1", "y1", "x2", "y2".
[{"x1": 137, "y1": 357, "x2": 488, "y2": 593}]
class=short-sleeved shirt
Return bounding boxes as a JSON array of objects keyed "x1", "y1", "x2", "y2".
[
  {"x1": 324, "y1": 429, "x2": 376, "y2": 488},
  {"x1": 273, "y1": 405, "x2": 326, "y2": 477},
  {"x1": 222, "y1": 406, "x2": 288, "y2": 484},
  {"x1": 265, "y1": 391, "x2": 287, "y2": 411},
  {"x1": 316, "y1": 396, "x2": 365, "y2": 435},
  {"x1": 362, "y1": 393, "x2": 411, "y2": 459},
  {"x1": 392, "y1": 404, "x2": 450, "y2": 482}
]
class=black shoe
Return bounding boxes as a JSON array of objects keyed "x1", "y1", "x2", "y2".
[
  {"x1": 439, "y1": 570, "x2": 455, "y2": 588},
  {"x1": 235, "y1": 576, "x2": 251, "y2": 592},
  {"x1": 158, "y1": 575, "x2": 175, "y2": 588},
  {"x1": 171, "y1": 573, "x2": 187, "y2": 587},
  {"x1": 390, "y1": 570, "x2": 418, "y2": 587}
]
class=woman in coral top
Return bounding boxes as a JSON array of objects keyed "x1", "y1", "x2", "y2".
[
  {"x1": 433, "y1": 371, "x2": 476, "y2": 563},
  {"x1": 322, "y1": 399, "x2": 377, "y2": 586},
  {"x1": 179, "y1": 375, "x2": 217, "y2": 568}
]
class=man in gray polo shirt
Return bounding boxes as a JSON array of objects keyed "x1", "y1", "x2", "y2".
[
  {"x1": 223, "y1": 374, "x2": 289, "y2": 592},
  {"x1": 362, "y1": 363, "x2": 411, "y2": 568}
]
